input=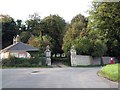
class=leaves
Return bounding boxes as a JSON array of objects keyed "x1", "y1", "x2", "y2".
[
  {"x1": 62, "y1": 14, "x2": 88, "y2": 53},
  {"x1": 88, "y1": 2, "x2": 120, "y2": 56}
]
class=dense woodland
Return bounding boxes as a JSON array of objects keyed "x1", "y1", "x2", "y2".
[{"x1": 0, "y1": 2, "x2": 120, "y2": 59}]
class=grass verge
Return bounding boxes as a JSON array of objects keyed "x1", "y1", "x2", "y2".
[{"x1": 98, "y1": 63, "x2": 120, "y2": 82}]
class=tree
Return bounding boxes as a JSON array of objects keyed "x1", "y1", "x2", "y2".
[
  {"x1": 88, "y1": 2, "x2": 120, "y2": 57},
  {"x1": 28, "y1": 35, "x2": 54, "y2": 52},
  {"x1": 20, "y1": 31, "x2": 31, "y2": 43},
  {"x1": 73, "y1": 35, "x2": 107, "y2": 57},
  {"x1": 62, "y1": 14, "x2": 88, "y2": 53},
  {"x1": 0, "y1": 14, "x2": 17, "y2": 48},
  {"x1": 28, "y1": 36, "x2": 40, "y2": 49},
  {"x1": 41, "y1": 14, "x2": 66, "y2": 54},
  {"x1": 25, "y1": 13, "x2": 41, "y2": 36},
  {"x1": 74, "y1": 36, "x2": 91, "y2": 55}
]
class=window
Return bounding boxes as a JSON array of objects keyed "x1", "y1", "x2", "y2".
[
  {"x1": 18, "y1": 52, "x2": 27, "y2": 58},
  {"x1": 10, "y1": 52, "x2": 18, "y2": 57}
]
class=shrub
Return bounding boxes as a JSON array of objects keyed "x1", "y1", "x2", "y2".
[
  {"x1": 91, "y1": 40, "x2": 107, "y2": 57},
  {"x1": 73, "y1": 37, "x2": 107, "y2": 57},
  {"x1": 2, "y1": 57, "x2": 23, "y2": 67},
  {"x1": 74, "y1": 37, "x2": 91, "y2": 55},
  {"x1": 2, "y1": 56, "x2": 46, "y2": 67}
]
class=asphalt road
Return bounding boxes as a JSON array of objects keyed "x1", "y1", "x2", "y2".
[{"x1": 2, "y1": 67, "x2": 118, "y2": 88}]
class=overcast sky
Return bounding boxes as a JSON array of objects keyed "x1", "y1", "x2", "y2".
[{"x1": 0, "y1": 0, "x2": 93, "y2": 22}]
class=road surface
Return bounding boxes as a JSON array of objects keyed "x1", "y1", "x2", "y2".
[{"x1": 2, "y1": 67, "x2": 118, "y2": 88}]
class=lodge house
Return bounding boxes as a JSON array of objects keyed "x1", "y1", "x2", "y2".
[{"x1": 0, "y1": 35, "x2": 39, "y2": 59}]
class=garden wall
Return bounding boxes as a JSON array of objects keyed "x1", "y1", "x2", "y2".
[
  {"x1": 76, "y1": 55, "x2": 92, "y2": 65},
  {"x1": 92, "y1": 57, "x2": 116, "y2": 65},
  {"x1": 74, "y1": 55, "x2": 116, "y2": 66}
]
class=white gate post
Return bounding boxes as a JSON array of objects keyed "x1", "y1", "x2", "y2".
[
  {"x1": 45, "y1": 45, "x2": 51, "y2": 66},
  {"x1": 70, "y1": 46, "x2": 77, "y2": 66}
]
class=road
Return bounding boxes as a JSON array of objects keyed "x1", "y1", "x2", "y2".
[{"x1": 2, "y1": 67, "x2": 118, "y2": 88}]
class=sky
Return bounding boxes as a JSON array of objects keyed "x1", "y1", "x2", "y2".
[{"x1": 0, "y1": 0, "x2": 93, "y2": 22}]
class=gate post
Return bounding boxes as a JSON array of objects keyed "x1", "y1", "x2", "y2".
[
  {"x1": 45, "y1": 45, "x2": 51, "y2": 66},
  {"x1": 70, "y1": 46, "x2": 77, "y2": 66}
]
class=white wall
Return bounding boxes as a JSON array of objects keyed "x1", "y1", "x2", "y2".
[
  {"x1": 102, "y1": 57, "x2": 112, "y2": 64},
  {"x1": 71, "y1": 55, "x2": 116, "y2": 66},
  {"x1": 76, "y1": 55, "x2": 92, "y2": 65},
  {"x1": 1, "y1": 51, "x2": 31, "y2": 59},
  {"x1": 92, "y1": 57, "x2": 116, "y2": 65},
  {"x1": 92, "y1": 57, "x2": 101, "y2": 65}
]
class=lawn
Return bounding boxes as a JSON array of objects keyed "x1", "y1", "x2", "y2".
[{"x1": 98, "y1": 63, "x2": 120, "y2": 82}]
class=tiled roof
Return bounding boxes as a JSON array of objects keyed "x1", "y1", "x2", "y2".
[{"x1": 1, "y1": 42, "x2": 39, "y2": 52}]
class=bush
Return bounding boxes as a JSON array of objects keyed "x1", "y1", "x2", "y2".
[
  {"x1": 74, "y1": 37, "x2": 91, "y2": 55},
  {"x1": 2, "y1": 56, "x2": 46, "y2": 67},
  {"x1": 91, "y1": 40, "x2": 107, "y2": 57},
  {"x1": 2, "y1": 57, "x2": 23, "y2": 66},
  {"x1": 73, "y1": 37, "x2": 107, "y2": 57}
]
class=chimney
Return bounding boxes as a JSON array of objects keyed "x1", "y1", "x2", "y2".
[
  {"x1": 16, "y1": 35, "x2": 20, "y2": 43},
  {"x1": 13, "y1": 37, "x2": 16, "y2": 44},
  {"x1": 13, "y1": 35, "x2": 20, "y2": 44}
]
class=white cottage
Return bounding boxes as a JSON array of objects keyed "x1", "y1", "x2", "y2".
[{"x1": 0, "y1": 35, "x2": 39, "y2": 59}]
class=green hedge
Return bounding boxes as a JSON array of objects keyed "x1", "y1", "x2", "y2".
[{"x1": 2, "y1": 56, "x2": 46, "y2": 67}]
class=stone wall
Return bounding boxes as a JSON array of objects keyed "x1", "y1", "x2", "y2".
[
  {"x1": 92, "y1": 57, "x2": 117, "y2": 65},
  {"x1": 73, "y1": 55, "x2": 117, "y2": 66},
  {"x1": 76, "y1": 55, "x2": 92, "y2": 65},
  {"x1": 91, "y1": 57, "x2": 101, "y2": 65}
]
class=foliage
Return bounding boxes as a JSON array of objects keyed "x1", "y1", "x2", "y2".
[
  {"x1": 74, "y1": 36, "x2": 107, "y2": 57},
  {"x1": 74, "y1": 36, "x2": 91, "y2": 55},
  {"x1": 62, "y1": 13, "x2": 107, "y2": 57},
  {"x1": 28, "y1": 35, "x2": 54, "y2": 52},
  {"x1": 2, "y1": 4, "x2": 120, "y2": 59},
  {"x1": 2, "y1": 56, "x2": 47, "y2": 67},
  {"x1": 62, "y1": 14, "x2": 88, "y2": 53},
  {"x1": 25, "y1": 13, "x2": 41, "y2": 36},
  {"x1": 16, "y1": 19, "x2": 26, "y2": 34},
  {"x1": 88, "y1": 2, "x2": 120, "y2": 57},
  {"x1": 99, "y1": 64, "x2": 120, "y2": 81},
  {"x1": 41, "y1": 14, "x2": 66, "y2": 54},
  {"x1": 1, "y1": 14, "x2": 17, "y2": 48},
  {"x1": 20, "y1": 31, "x2": 31, "y2": 43},
  {"x1": 91, "y1": 39, "x2": 107, "y2": 57}
]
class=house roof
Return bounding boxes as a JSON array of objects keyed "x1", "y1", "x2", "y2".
[{"x1": 1, "y1": 42, "x2": 39, "y2": 52}]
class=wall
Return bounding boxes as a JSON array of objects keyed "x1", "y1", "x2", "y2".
[
  {"x1": 71, "y1": 54, "x2": 117, "y2": 66},
  {"x1": 76, "y1": 55, "x2": 92, "y2": 65},
  {"x1": 92, "y1": 57, "x2": 116, "y2": 65},
  {"x1": 91, "y1": 57, "x2": 101, "y2": 65},
  {"x1": 10, "y1": 51, "x2": 31, "y2": 58},
  {"x1": 3, "y1": 52, "x2": 10, "y2": 59},
  {"x1": 1, "y1": 51, "x2": 31, "y2": 59}
]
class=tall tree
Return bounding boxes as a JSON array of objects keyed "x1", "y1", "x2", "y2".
[
  {"x1": 0, "y1": 14, "x2": 17, "y2": 48},
  {"x1": 25, "y1": 13, "x2": 41, "y2": 36},
  {"x1": 88, "y1": 2, "x2": 120, "y2": 57},
  {"x1": 62, "y1": 14, "x2": 88, "y2": 53},
  {"x1": 41, "y1": 14, "x2": 66, "y2": 54}
]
